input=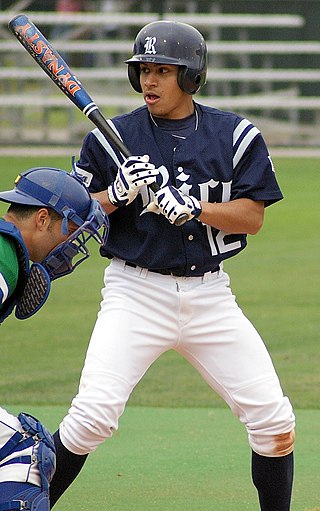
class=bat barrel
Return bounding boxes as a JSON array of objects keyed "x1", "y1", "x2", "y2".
[{"x1": 8, "y1": 14, "x2": 94, "y2": 113}]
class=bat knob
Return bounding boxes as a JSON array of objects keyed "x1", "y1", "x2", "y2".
[{"x1": 174, "y1": 212, "x2": 189, "y2": 226}]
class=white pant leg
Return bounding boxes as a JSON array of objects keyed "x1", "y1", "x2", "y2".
[
  {"x1": 60, "y1": 260, "x2": 182, "y2": 454},
  {"x1": 175, "y1": 270, "x2": 295, "y2": 456}
]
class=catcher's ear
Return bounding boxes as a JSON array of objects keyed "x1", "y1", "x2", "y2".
[{"x1": 35, "y1": 208, "x2": 51, "y2": 229}]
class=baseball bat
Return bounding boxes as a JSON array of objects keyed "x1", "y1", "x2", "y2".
[{"x1": 8, "y1": 14, "x2": 188, "y2": 227}]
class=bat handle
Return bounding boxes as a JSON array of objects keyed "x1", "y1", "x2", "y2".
[
  {"x1": 149, "y1": 182, "x2": 189, "y2": 226},
  {"x1": 87, "y1": 111, "x2": 188, "y2": 226}
]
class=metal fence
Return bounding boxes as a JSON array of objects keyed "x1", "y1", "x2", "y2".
[{"x1": 0, "y1": 1, "x2": 319, "y2": 147}]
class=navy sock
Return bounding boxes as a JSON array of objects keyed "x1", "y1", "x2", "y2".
[
  {"x1": 49, "y1": 430, "x2": 88, "y2": 508},
  {"x1": 252, "y1": 450, "x2": 294, "y2": 511}
]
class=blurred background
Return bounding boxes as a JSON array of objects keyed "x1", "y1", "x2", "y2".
[{"x1": 0, "y1": 0, "x2": 319, "y2": 149}]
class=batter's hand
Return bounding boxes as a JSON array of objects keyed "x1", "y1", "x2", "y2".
[
  {"x1": 108, "y1": 155, "x2": 159, "y2": 207},
  {"x1": 147, "y1": 185, "x2": 202, "y2": 224}
]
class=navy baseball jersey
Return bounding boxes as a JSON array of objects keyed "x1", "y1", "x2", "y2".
[{"x1": 77, "y1": 103, "x2": 283, "y2": 276}]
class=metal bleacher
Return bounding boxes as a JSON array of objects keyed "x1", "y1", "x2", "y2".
[{"x1": 0, "y1": 7, "x2": 319, "y2": 148}]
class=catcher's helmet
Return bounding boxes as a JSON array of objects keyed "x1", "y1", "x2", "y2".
[
  {"x1": 0, "y1": 167, "x2": 110, "y2": 280},
  {"x1": 0, "y1": 167, "x2": 92, "y2": 234},
  {"x1": 125, "y1": 20, "x2": 207, "y2": 95}
]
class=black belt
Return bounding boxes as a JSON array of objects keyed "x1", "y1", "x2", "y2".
[{"x1": 124, "y1": 261, "x2": 219, "y2": 278}]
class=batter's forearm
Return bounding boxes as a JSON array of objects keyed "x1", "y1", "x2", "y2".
[
  {"x1": 91, "y1": 190, "x2": 117, "y2": 215},
  {"x1": 198, "y1": 198, "x2": 265, "y2": 235}
]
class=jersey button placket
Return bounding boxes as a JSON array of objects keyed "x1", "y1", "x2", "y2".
[{"x1": 187, "y1": 230, "x2": 197, "y2": 272}]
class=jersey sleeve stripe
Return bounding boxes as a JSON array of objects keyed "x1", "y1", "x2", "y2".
[
  {"x1": 106, "y1": 119, "x2": 123, "y2": 141},
  {"x1": 233, "y1": 127, "x2": 260, "y2": 169},
  {"x1": 92, "y1": 127, "x2": 123, "y2": 167},
  {"x1": 0, "y1": 272, "x2": 9, "y2": 304},
  {"x1": 233, "y1": 118, "x2": 252, "y2": 146}
]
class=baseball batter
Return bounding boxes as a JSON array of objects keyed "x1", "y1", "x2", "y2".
[
  {"x1": 0, "y1": 167, "x2": 108, "y2": 510},
  {"x1": 50, "y1": 21, "x2": 295, "y2": 510}
]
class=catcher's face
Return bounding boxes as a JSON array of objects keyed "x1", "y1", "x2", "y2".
[{"x1": 28, "y1": 209, "x2": 78, "y2": 262}]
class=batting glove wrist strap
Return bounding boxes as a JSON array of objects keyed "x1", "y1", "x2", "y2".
[
  {"x1": 147, "y1": 185, "x2": 202, "y2": 224},
  {"x1": 108, "y1": 155, "x2": 159, "y2": 207}
]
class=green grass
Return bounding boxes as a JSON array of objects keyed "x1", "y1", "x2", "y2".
[
  {"x1": 1, "y1": 155, "x2": 318, "y2": 410},
  {"x1": 1, "y1": 155, "x2": 319, "y2": 509},
  {"x1": 4, "y1": 405, "x2": 320, "y2": 511}
]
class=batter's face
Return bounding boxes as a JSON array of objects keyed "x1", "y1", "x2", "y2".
[{"x1": 140, "y1": 63, "x2": 194, "y2": 119}]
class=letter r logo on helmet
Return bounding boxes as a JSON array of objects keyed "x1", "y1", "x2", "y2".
[{"x1": 144, "y1": 36, "x2": 157, "y2": 54}]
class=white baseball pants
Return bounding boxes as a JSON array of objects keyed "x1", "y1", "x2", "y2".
[{"x1": 60, "y1": 258, "x2": 295, "y2": 456}]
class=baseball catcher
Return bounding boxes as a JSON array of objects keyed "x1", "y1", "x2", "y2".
[{"x1": 0, "y1": 166, "x2": 109, "y2": 510}]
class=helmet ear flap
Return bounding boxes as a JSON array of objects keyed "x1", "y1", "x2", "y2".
[
  {"x1": 177, "y1": 67, "x2": 191, "y2": 94},
  {"x1": 178, "y1": 66, "x2": 206, "y2": 95},
  {"x1": 128, "y1": 63, "x2": 142, "y2": 93}
]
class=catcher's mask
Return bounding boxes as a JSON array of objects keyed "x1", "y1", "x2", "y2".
[
  {"x1": 41, "y1": 198, "x2": 109, "y2": 281},
  {"x1": 125, "y1": 20, "x2": 207, "y2": 95}
]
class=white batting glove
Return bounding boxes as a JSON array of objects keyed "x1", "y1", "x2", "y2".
[
  {"x1": 108, "y1": 155, "x2": 159, "y2": 207},
  {"x1": 147, "y1": 185, "x2": 202, "y2": 225}
]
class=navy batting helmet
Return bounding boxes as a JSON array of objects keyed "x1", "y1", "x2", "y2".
[{"x1": 125, "y1": 20, "x2": 207, "y2": 95}]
